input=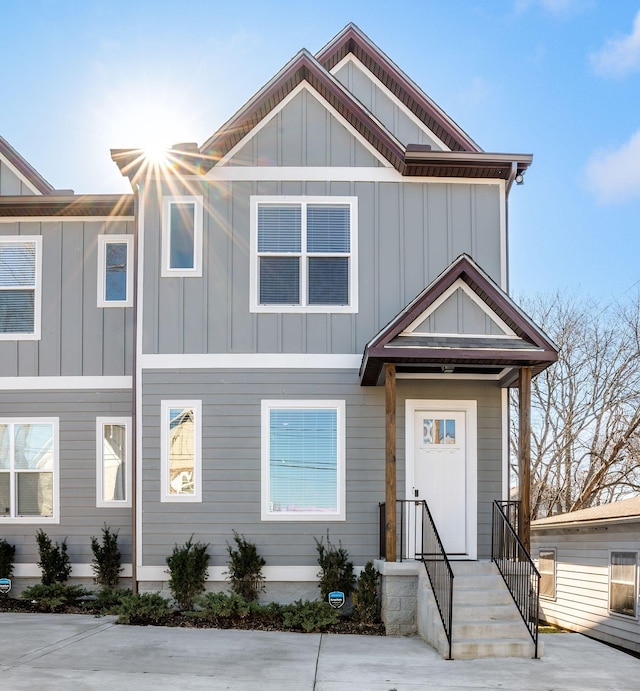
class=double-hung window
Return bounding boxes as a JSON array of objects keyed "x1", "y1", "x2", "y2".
[
  {"x1": 0, "y1": 418, "x2": 59, "y2": 522},
  {"x1": 538, "y1": 549, "x2": 556, "y2": 600},
  {"x1": 0, "y1": 236, "x2": 42, "y2": 339},
  {"x1": 251, "y1": 197, "x2": 357, "y2": 312},
  {"x1": 97, "y1": 235, "x2": 133, "y2": 307},
  {"x1": 261, "y1": 400, "x2": 346, "y2": 520},
  {"x1": 160, "y1": 401, "x2": 202, "y2": 502},
  {"x1": 610, "y1": 551, "x2": 637, "y2": 617},
  {"x1": 162, "y1": 196, "x2": 203, "y2": 277},
  {"x1": 96, "y1": 418, "x2": 131, "y2": 507}
]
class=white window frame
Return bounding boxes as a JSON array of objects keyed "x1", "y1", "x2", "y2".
[
  {"x1": 0, "y1": 417, "x2": 59, "y2": 524},
  {"x1": 97, "y1": 235, "x2": 133, "y2": 307},
  {"x1": 0, "y1": 235, "x2": 42, "y2": 340},
  {"x1": 609, "y1": 550, "x2": 638, "y2": 618},
  {"x1": 261, "y1": 399, "x2": 346, "y2": 521},
  {"x1": 160, "y1": 400, "x2": 202, "y2": 502},
  {"x1": 250, "y1": 196, "x2": 358, "y2": 313},
  {"x1": 96, "y1": 417, "x2": 132, "y2": 508},
  {"x1": 538, "y1": 548, "x2": 556, "y2": 601},
  {"x1": 161, "y1": 196, "x2": 204, "y2": 277}
]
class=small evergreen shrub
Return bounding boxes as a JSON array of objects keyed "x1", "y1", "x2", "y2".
[
  {"x1": 353, "y1": 561, "x2": 380, "y2": 625},
  {"x1": 196, "y1": 591, "x2": 253, "y2": 620},
  {"x1": 315, "y1": 533, "x2": 355, "y2": 600},
  {"x1": 165, "y1": 536, "x2": 209, "y2": 610},
  {"x1": 115, "y1": 592, "x2": 172, "y2": 625},
  {"x1": 89, "y1": 587, "x2": 131, "y2": 614},
  {"x1": 35, "y1": 529, "x2": 71, "y2": 585},
  {"x1": 225, "y1": 531, "x2": 265, "y2": 602},
  {"x1": 21, "y1": 583, "x2": 88, "y2": 612},
  {"x1": 282, "y1": 599, "x2": 339, "y2": 632},
  {"x1": 0, "y1": 538, "x2": 16, "y2": 579},
  {"x1": 90, "y1": 525, "x2": 122, "y2": 589}
]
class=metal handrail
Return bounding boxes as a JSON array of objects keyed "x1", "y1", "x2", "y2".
[
  {"x1": 491, "y1": 500, "x2": 540, "y2": 658},
  {"x1": 380, "y1": 500, "x2": 454, "y2": 659}
]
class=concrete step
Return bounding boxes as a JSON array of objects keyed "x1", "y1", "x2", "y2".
[
  {"x1": 451, "y1": 638, "x2": 537, "y2": 660},
  {"x1": 453, "y1": 603, "x2": 521, "y2": 621},
  {"x1": 451, "y1": 560, "x2": 496, "y2": 576},
  {"x1": 453, "y1": 587, "x2": 513, "y2": 606},
  {"x1": 454, "y1": 620, "x2": 527, "y2": 639}
]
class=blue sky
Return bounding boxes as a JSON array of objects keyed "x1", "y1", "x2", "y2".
[{"x1": 2, "y1": 0, "x2": 639, "y2": 299}]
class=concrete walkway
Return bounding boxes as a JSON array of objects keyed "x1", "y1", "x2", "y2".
[{"x1": 0, "y1": 613, "x2": 639, "y2": 690}]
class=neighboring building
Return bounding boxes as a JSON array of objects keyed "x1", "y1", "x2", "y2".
[
  {"x1": 1, "y1": 24, "x2": 556, "y2": 641},
  {"x1": 532, "y1": 496, "x2": 640, "y2": 654}
]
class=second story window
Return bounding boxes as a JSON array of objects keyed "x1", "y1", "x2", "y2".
[
  {"x1": 0, "y1": 236, "x2": 41, "y2": 340},
  {"x1": 162, "y1": 196, "x2": 203, "y2": 277},
  {"x1": 250, "y1": 197, "x2": 358, "y2": 313},
  {"x1": 98, "y1": 235, "x2": 132, "y2": 307}
]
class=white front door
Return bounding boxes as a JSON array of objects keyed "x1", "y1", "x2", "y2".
[{"x1": 406, "y1": 400, "x2": 477, "y2": 559}]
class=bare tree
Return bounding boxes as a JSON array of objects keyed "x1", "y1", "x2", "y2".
[{"x1": 511, "y1": 292, "x2": 640, "y2": 518}]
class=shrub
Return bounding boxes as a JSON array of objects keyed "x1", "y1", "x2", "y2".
[
  {"x1": 165, "y1": 536, "x2": 209, "y2": 610},
  {"x1": 225, "y1": 531, "x2": 265, "y2": 602},
  {"x1": 88, "y1": 587, "x2": 131, "y2": 614},
  {"x1": 282, "y1": 599, "x2": 339, "y2": 633},
  {"x1": 353, "y1": 561, "x2": 379, "y2": 625},
  {"x1": 115, "y1": 592, "x2": 172, "y2": 625},
  {"x1": 90, "y1": 525, "x2": 123, "y2": 589},
  {"x1": 315, "y1": 533, "x2": 355, "y2": 601},
  {"x1": 21, "y1": 583, "x2": 88, "y2": 612},
  {"x1": 0, "y1": 538, "x2": 16, "y2": 579},
  {"x1": 35, "y1": 529, "x2": 71, "y2": 585},
  {"x1": 196, "y1": 591, "x2": 253, "y2": 620}
]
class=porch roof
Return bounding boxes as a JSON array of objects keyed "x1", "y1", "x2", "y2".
[{"x1": 359, "y1": 254, "x2": 558, "y2": 387}]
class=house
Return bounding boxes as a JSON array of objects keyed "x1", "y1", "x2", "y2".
[
  {"x1": 532, "y1": 496, "x2": 640, "y2": 655},
  {"x1": 1, "y1": 24, "x2": 557, "y2": 657}
]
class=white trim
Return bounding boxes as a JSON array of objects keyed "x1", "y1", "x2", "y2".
[
  {"x1": 97, "y1": 235, "x2": 133, "y2": 307},
  {"x1": 0, "y1": 376, "x2": 131, "y2": 390},
  {"x1": 160, "y1": 400, "x2": 202, "y2": 503},
  {"x1": 161, "y1": 195, "x2": 203, "y2": 277},
  {"x1": 140, "y1": 353, "x2": 361, "y2": 370},
  {"x1": 96, "y1": 417, "x2": 132, "y2": 508},
  {"x1": 0, "y1": 235, "x2": 42, "y2": 341},
  {"x1": 261, "y1": 399, "x2": 346, "y2": 521},
  {"x1": 0, "y1": 216, "x2": 135, "y2": 223},
  {"x1": 217, "y1": 81, "x2": 393, "y2": 169},
  {"x1": 13, "y1": 563, "x2": 133, "y2": 578},
  {"x1": 405, "y1": 399, "x2": 477, "y2": 560},
  {"x1": 499, "y1": 180, "x2": 507, "y2": 290},
  {"x1": 136, "y1": 565, "x2": 321, "y2": 582},
  {"x1": 136, "y1": 185, "x2": 146, "y2": 570},
  {"x1": 330, "y1": 54, "x2": 451, "y2": 152},
  {"x1": 0, "y1": 152, "x2": 44, "y2": 195},
  {"x1": 396, "y1": 372, "x2": 503, "y2": 381},
  {"x1": 0, "y1": 417, "x2": 59, "y2": 524},
  {"x1": 502, "y1": 388, "x2": 509, "y2": 501},
  {"x1": 250, "y1": 195, "x2": 358, "y2": 314},
  {"x1": 608, "y1": 550, "x2": 638, "y2": 619}
]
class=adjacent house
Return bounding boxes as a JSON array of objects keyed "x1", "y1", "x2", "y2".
[
  {"x1": 532, "y1": 496, "x2": 640, "y2": 655},
  {"x1": 1, "y1": 24, "x2": 557, "y2": 656}
]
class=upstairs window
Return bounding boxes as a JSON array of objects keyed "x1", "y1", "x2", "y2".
[
  {"x1": 97, "y1": 235, "x2": 133, "y2": 307},
  {"x1": 0, "y1": 237, "x2": 41, "y2": 340},
  {"x1": 162, "y1": 196, "x2": 203, "y2": 277},
  {"x1": 251, "y1": 197, "x2": 357, "y2": 313},
  {"x1": 610, "y1": 551, "x2": 637, "y2": 617}
]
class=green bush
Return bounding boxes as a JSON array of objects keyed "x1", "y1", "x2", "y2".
[
  {"x1": 21, "y1": 583, "x2": 88, "y2": 612},
  {"x1": 196, "y1": 591, "x2": 253, "y2": 620},
  {"x1": 0, "y1": 538, "x2": 16, "y2": 579},
  {"x1": 35, "y1": 529, "x2": 71, "y2": 585},
  {"x1": 315, "y1": 533, "x2": 355, "y2": 601},
  {"x1": 115, "y1": 592, "x2": 173, "y2": 625},
  {"x1": 90, "y1": 525, "x2": 122, "y2": 589},
  {"x1": 353, "y1": 561, "x2": 379, "y2": 625},
  {"x1": 225, "y1": 531, "x2": 265, "y2": 602},
  {"x1": 88, "y1": 587, "x2": 131, "y2": 614},
  {"x1": 282, "y1": 599, "x2": 339, "y2": 632},
  {"x1": 165, "y1": 536, "x2": 209, "y2": 610}
]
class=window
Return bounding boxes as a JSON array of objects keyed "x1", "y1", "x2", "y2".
[
  {"x1": 250, "y1": 197, "x2": 358, "y2": 312},
  {"x1": 539, "y1": 549, "x2": 556, "y2": 600},
  {"x1": 162, "y1": 196, "x2": 203, "y2": 276},
  {"x1": 261, "y1": 400, "x2": 345, "y2": 520},
  {"x1": 97, "y1": 235, "x2": 133, "y2": 307},
  {"x1": 161, "y1": 401, "x2": 202, "y2": 502},
  {"x1": 96, "y1": 418, "x2": 131, "y2": 507},
  {"x1": 0, "y1": 418, "x2": 59, "y2": 522},
  {"x1": 610, "y1": 551, "x2": 637, "y2": 617},
  {"x1": 0, "y1": 236, "x2": 42, "y2": 339}
]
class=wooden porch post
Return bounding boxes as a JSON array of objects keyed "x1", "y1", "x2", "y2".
[
  {"x1": 385, "y1": 363, "x2": 397, "y2": 562},
  {"x1": 518, "y1": 366, "x2": 532, "y2": 552}
]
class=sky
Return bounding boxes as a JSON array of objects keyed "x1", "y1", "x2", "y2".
[{"x1": 1, "y1": 0, "x2": 639, "y2": 300}]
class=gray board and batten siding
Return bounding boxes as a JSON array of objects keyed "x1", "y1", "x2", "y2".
[
  {"x1": 139, "y1": 372, "x2": 502, "y2": 568},
  {"x1": 0, "y1": 218, "x2": 134, "y2": 377},
  {"x1": 0, "y1": 159, "x2": 37, "y2": 196},
  {"x1": 142, "y1": 179, "x2": 502, "y2": 356}
]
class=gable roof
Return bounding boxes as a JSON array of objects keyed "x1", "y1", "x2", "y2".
[
  {"x1": 0, "y1": 135, "x2": 55, "y2": 195},
  {"x1": 112, "y1": 25, "x2": 533, "y2": 184},
  {"x1": 359, "y1": 254, "x2": 558, "y2": 386},
  {"x1": 532, "y1": 495, "x2": 640, "y2": 529}
]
